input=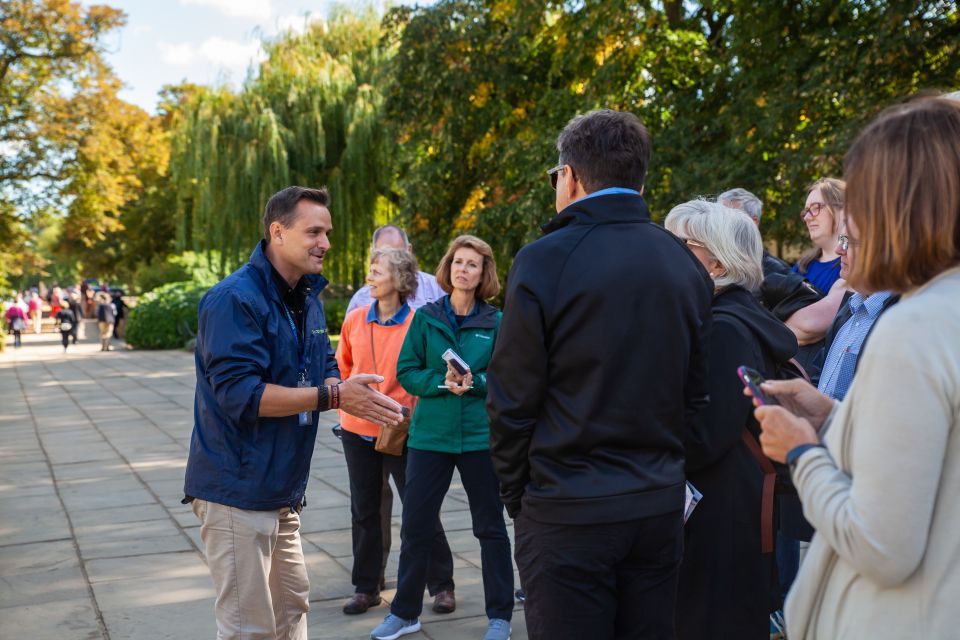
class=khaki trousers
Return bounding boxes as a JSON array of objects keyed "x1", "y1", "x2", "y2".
[{"x1": 192, "y1": 499, "x2": 309, "y2": 640}]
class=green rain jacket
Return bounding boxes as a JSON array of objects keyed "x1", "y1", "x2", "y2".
[{"x1": 397, "y1": 297, "x2": 501, "y2": 453}]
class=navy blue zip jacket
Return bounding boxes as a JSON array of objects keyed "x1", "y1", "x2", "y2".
[
  {"x1": 487, "y1": 193, "x2": 713, "y2": 524},
  {"x1": 184, "y1": 241, "x2": 340, "y2": 511}
]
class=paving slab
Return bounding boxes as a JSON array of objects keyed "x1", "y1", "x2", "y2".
[{"x1": 1, "y1": 329, "x2": 530, "y2": 639}]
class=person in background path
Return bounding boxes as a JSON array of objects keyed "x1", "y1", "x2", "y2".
[
  {"x1": 95, "y1": 292, "x2": 116, "y2": 351},
  {"x1": 346, "y1": 224, "x2": 447, "y2": 593},
  {"x1": 112, "y1": 291, "x2": 126, "y2": 340},
  {"x1": 28, "y1": 292, "x2": 42, "y2": 334},
  {"x1": 337, "y1": 247, "x2": 456, "y2": 617},
  {"x1": 183, "y1": 185, "x2": 404, "y2": 640},
  {"x1": 5, "y1": 296, "x2": 27, "y2": 348},
  {"x1": 487, "y1": 109, "x2": 713, "y2": 640},
  {"x1": 67, "y1": 293, "x2": 82, "y2": 344},
  {"x1": 55, "y1": 298, "x2": 76, "y2": 353}
]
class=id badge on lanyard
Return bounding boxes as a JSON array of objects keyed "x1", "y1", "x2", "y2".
[
  {"x1": 297, "y1": 370, "x2": 312, "y2": 426},
  {"x1": 284, "y1": 303, "x2": 312, "y2": 427}
]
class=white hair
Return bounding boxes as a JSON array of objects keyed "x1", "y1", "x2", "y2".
[
  {"x1": 665, "y1": 199, "x2": 763, "y2": 292},
  {"x1": 718, "y1": 187, "x2": 762, "y2": 224}
]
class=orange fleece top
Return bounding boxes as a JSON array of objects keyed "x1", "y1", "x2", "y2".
[{"x1": 336, "y1": 304, "x2": 417, "y2": 437}]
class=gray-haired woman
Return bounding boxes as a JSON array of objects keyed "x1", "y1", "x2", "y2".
[
  {"x1": 665, "y1": 200, "x2": 799, "y2": 639},
  {"x1": 335, "y1": 247, "x2": 455, "y2": 617}
]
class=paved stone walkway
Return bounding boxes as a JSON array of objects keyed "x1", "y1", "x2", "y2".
[{"x1": 0, "y1": 324, "x2": 526, "y2": 639}]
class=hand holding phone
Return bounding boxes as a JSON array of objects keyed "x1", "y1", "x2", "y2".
[
  {"x1": 737, "y1": 366, "x2": 778, "y2": 406},
  {"x1": 441, "y1": 348, "x2": 470, "y2": 376}
]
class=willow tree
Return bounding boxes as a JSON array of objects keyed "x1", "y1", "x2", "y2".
[{"x1": 169, "y1": 8, "x2": 396, "y2": 288}]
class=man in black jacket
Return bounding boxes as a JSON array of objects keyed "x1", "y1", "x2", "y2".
[{"x1": 487, "y1": 109, "x2": 713, "y2": 639}]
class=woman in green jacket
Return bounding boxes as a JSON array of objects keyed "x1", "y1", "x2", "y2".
[{"x1": 371, "y1": 235, "x2": 513, "y2": 640}]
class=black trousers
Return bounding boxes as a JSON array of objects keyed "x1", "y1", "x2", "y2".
[
  {"x1": 60, "y1": 330, "x2": 70, "y2": 349},
  {"x1": 392, "y1": 448, "x2": 514, "y2": 621},
  {"x1": 341, "y1": 430, "x2": 454, "y2": 595},
  {"x1": 515, "y1": 510, "x2": 683, "y2": 640}
]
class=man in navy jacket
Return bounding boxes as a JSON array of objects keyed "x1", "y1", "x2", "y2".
[
  {"x1": 487, "y1": 110, "x2": 713, "y2": 639},
  {"x1": 184, "y1": 186, "x2": 403, "y2": 640}
]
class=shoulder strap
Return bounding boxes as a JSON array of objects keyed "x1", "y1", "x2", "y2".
[
  {"x1": 368, "y1": 320, "x2": 380, "y2": 391},
  {"x1": 741, "y1": 428, "x2": 776, "y2": 554}
]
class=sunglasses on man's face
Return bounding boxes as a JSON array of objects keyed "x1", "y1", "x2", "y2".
[{"x1": 547, "y1": 164, "x2": 576, "y2": 190}]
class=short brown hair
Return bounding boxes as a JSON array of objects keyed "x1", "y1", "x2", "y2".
[
  {"x1": 369, "y1": 247, "x2": 419, "y2": 302},
  {"x1": 262, "y1": 186, "x2": 330, "y2": 241},
  {"x1": 845, "y1": 97, "x2": 960, "y2": 293},
  {"x1": 435, "y1": 235, "x2": 501, "y2": 300}
]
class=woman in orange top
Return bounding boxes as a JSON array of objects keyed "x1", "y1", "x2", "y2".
[{"x1": 336, "y1": 247, "x2": 455, "y2": 616}]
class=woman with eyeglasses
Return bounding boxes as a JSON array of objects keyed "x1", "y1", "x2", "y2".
[
  {"x1": 665, "y1": 201, "x2": 798, "y2": 640},
  {"x1": 792, "y1": 179, "x2": 844, "y2": 295},
  {"x1": 749, "y1": 96, "x2": 960, "y2": 639}
]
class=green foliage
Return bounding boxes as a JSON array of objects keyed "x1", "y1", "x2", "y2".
[
  {"x1": 383, "y1": 0, "x2": 960, "y2": 267},
  {"x1": 169, "y1": 8, "x2": 396, "y2": 287},
  {"x1": 125, "y1": 281, "x2": 209, "y2": 350},
  {"x1": 322, "y1": 297, "x2": 350, "y2": 336},
  {"x1": 133, "y1": 251, "x2": 222, "y2": 294},
  {"x1": 0, "y1": 0, "x2": 127, "y2": 285}
]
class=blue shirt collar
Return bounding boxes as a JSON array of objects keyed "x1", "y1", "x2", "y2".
[
  {"x1": 849, "y1": 291, "x2": 892, "y2": 318},
  {"x1": 442, "y1": 295, "x2": 477, "y2": 329},
  {"x1": 366, "y1": 300, "x2": 411, "y2": 326},
  {"x1": 577, "y1": 187, "x2": 641, "y2": 203}
]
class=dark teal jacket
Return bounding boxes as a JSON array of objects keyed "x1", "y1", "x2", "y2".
[{"x1": 397, "y1": 297, "x2": 500, "y2": 453}]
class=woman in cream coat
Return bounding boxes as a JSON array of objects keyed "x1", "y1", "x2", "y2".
[{"x1": 749, "y1": 96, "x2": 960, "y2": 639}]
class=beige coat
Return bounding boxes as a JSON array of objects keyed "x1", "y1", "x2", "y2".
[{"x1": 786, "y1": 266, "x2": 960, "y2": 639}]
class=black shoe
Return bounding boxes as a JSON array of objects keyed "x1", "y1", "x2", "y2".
[{"x1": 515, "y1": 589, "x2": 526, "y2": 603}]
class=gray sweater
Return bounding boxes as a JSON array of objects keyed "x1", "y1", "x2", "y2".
[{"x1": 786, "y1": 266, "x2": 960, "y2": 638}]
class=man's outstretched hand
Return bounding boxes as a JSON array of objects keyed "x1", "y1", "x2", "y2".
[{"x1": 338, "y1": 374, "x2": 404, "y2": 427}]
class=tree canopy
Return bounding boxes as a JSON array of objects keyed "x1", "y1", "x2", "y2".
[{"x1": 3, "y1": 0, "x2": 958, "y2": 293}]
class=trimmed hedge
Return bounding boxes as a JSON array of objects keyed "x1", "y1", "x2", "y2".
[
  {"x1": 126, "y1": 279, "x2": 351, "y2": 350},
  {"x1": 125, "y1": 281, "x2": 209, "y2": 350}
]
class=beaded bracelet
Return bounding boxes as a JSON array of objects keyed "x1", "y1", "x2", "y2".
[{"x1": 316, "y1": 385, "x2": 328, "y2": 412}]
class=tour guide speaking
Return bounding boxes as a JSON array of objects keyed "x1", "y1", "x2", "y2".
[{"x1": 183, "y1": 186, "x2": 405, "y2": 640}]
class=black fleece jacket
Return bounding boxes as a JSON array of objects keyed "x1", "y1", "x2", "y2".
[{"x1": 487, "y1": 193, "x2": 714, "y2": 524}]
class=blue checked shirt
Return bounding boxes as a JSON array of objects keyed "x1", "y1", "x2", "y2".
[{"x1": 817, "y1": 291, "x2": 893, "y2": 400}]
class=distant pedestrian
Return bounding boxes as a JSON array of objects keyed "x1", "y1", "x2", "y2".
[
  {"x1": 112, "y1": 292, "x2": 126, "y2": 340},
  {"x1": 5, "y1": 297, "x2": 27, "y2": 348},
  {"x1": 95, "y1": 292, "x2": 116, "y2": 351},
  {"x1": 80, "y1": 280, "x2": 91, "y2": 317},
  {"x1": 28, "y1": 292, "x2": 42, "y2": 334},
  {"x1": 55, "y1": 299, "x2": 76, "y2": 353},
  {"x1": 67, "y1": 294, "x2": 82, "y2": 344}
]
